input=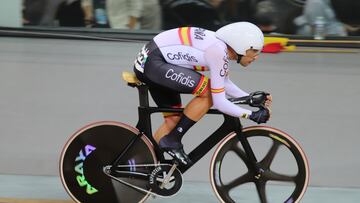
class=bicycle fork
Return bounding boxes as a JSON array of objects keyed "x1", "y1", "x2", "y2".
[{"x1": 236, "y1": 129, "x2": 264, "y2": 179}]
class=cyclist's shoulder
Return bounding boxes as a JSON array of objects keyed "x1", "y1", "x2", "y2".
[
  {"x1": 154, "y1": 27, "x2": 219, "y2": 43},
  {"x1": 204, "y1": 40, "x2": 227, "y2": 58},
  {"x1": 156, "y1": 26, "x2": 214, "y2": 35}
]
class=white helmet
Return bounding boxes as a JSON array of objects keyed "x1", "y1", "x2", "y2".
[{"x1": 215, "y1": 22, "x2": 264, "y2": 56}]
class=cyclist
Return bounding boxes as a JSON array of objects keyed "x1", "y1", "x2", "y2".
[{"x1": 133, "y1": 22, "x2": 272, "y2": 165}]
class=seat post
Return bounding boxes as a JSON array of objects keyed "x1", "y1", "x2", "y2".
[
  {"x1": 135, "y1": 84, "x2": 153, "y2": 140},
  {"x1": 136, "y1": 85, "x2": 150, "y2": 107}
]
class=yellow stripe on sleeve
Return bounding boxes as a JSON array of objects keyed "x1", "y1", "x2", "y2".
[
  {"x1": 211, "y1": 87, "x2": 225, "y2": 93},
  {"x1": 178, "y1": 27, "x2": 192, "y2": 46}
]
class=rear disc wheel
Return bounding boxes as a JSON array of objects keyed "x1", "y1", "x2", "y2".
[{"x1": 59, "y1": 121, "x2": 157, "y2": 203}]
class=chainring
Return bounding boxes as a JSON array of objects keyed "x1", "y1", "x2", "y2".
[{"x1": 148, "y1": 164, "x2": 183, "y2": 196}]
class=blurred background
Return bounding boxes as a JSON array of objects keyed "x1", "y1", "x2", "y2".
[{"x1": 0, "y1": 0, "x2": 359, "y2": 36}]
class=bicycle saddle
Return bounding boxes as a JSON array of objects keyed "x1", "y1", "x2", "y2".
[{"x1": 122, "y1": 71, "x2": 144, "y2": 87}]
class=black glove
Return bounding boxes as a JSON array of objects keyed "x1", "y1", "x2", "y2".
[{"x1": 249, "y1": 108, "x2": 270, "y2": 124}]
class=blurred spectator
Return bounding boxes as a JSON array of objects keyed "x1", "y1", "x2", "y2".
[
  {"x1": 140, "y1": 0, "x2": 162, "y2": 30},
  {"x1": 107, "y1": 0, "x2": 162, "y2": 30},
  {"x1": 56, "y1": 0, "x2": 86, "y2": 27},
  {"x1": 161, "y1": 0, "x2": 220, "y2": 30},
  {"x1": 22, "y1": 0, "x2": 48, "y2": 25},
  {"x1": 294, "y1": 0, "x2": 347, "y2": 36},
  {"x1": 216, "y1": 0, "x2": 255, "y2": 23},
  {"x1": 253, "y1": 0, "x2": 277, "y2": 34},
  {"x1": 81, "y1": 0, "x2": 95, "y2": 27},
  {"x1": 39, "y1": 0, "x2": 95, "y2": 27},
  {"x1": 106, "y1": 0, "x2": 142, "y2": 29},
  {"x1": 208, "y1": 0, "x2": 224, "y2": 8},
  {"x1": 255, "y1": 0, "x2": 302, "y2": 35},
  {"x1": 81, "y1": 0, "x2": 110, "y2": 28},
  {"x1": 39, "y1": 0, "x2": 61, "y2": 26},
  {"x1": 331, "y1": 0, "x2": 360, "y2": 36}
]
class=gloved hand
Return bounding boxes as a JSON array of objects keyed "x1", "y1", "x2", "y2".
[{"x1": 249, "y1": 108, "x2": 270, "y2": 124}]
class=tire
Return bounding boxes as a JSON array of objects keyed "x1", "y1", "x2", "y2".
[
  {"x1": 59, "y1": 121, "x2": 157, "y2": 203},
  {"x1": 210, "y1": 126, "x2": 309, "y2": 203}
]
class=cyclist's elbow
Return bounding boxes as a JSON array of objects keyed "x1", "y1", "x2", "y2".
[{"x1": 212, "y1": 99, "x2": 222, "y2": 111}]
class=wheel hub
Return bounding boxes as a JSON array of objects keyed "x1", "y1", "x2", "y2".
[{"x1": 255, "y1": 168, "x2": 265, "y2": 180}]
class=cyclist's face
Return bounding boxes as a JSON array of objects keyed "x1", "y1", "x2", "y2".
[{"x1": 239, "y1": 49, "x2": 260, "y2": 67}]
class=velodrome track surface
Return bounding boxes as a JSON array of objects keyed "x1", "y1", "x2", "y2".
[{"x1": 0, "y1": 37, "x2": 359, "y2": 202}]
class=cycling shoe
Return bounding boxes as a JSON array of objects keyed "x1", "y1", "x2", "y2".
[{"x1": 161, "y1": 147, "x2": 193, "y2": 166}]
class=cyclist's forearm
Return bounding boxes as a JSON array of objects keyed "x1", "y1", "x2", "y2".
[{"x1": 212, "y1": 92, "x2": 251, "y2": 118}]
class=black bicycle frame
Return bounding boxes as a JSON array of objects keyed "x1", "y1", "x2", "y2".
[{"x1": 113, "y1": 84, "x2": 259, "y2": 174}]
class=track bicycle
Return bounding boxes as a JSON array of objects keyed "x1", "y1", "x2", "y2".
[{"x1": 59, "y1": 71, "x2": 309, "y2": 203}]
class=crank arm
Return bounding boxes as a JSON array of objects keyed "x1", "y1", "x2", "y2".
[{"x1": 160, "y1": 163, "x2": 178, "y2": 189}]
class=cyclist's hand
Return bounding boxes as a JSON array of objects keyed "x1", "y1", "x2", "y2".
[
  {"x1": 249, "y1": 108, "x2": 270, "y2": 124},
  {"x1": 264, "y1": 94, "x2": 272, "y2": 119},
  {"x1": 265, "y1": 94, "x2": 272, "y2": 108}
]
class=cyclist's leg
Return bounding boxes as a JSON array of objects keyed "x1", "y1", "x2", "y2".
[
  {"x1": 183, "y1": 83, "x2": 212, "y2": 121},
  {"x1": 142, "y1": 61, "x2": 211, "y2": 144},
  {"x1": 150, "y1": 79, "x2": 212, "y2": 145},
  {"x1": 144, "y1": 86, "x2": 194, "y2": 165},
  {"x1": 159, "y1": 84, "x2": 212, "y2": 147},
  {"x1": 153, "y1": 114, "x2": 181, "y2": 144},
  {"x1": 149, "y1": 88, "x2": 182, "y2": 144},
  {"x1": 132, "y1": 73, "x2": 183, "y2": 145},
  {"x1": 134, "y1": 45, "x2": 211, "y2": 164},
  {"x1": 148, "y1": 86, "x2": 212, "y2": 149},
  {"x1": 133, "y1": 41, "x2": 184, "y2": 144},
  {"x1": 156, "y1": 81, "x2": 211, "y2": 165}
]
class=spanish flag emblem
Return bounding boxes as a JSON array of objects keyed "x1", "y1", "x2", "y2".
[{"x1": 178, "y1": 27, "x2": 192, "y2": 46}]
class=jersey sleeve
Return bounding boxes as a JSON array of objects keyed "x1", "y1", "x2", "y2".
[
  {"x1": 224, "y1": 76, "x2": 249, "y2": 98},
  {"x1": 205, "y1": 43, "x2": 252, "y2": 118}
]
